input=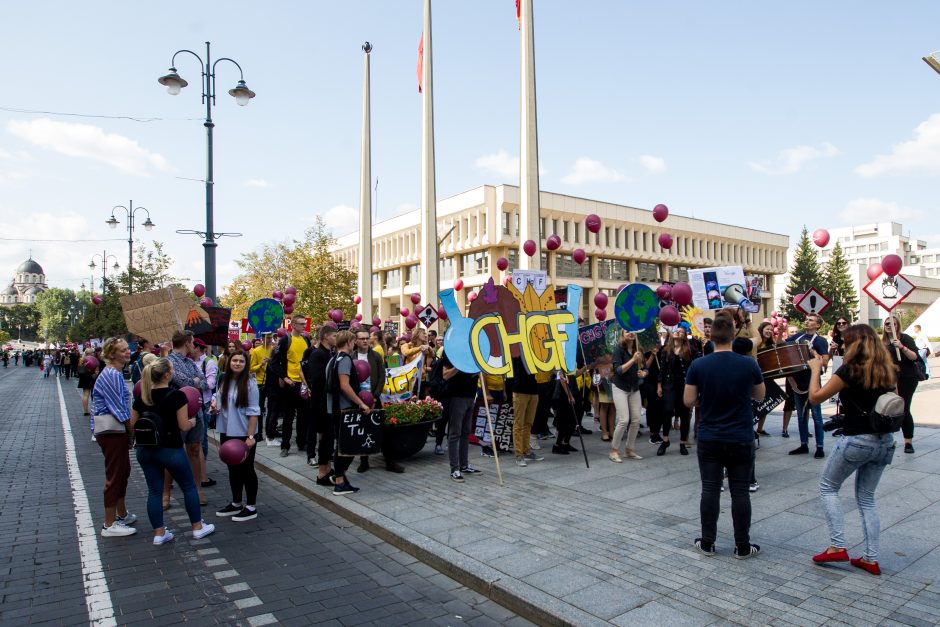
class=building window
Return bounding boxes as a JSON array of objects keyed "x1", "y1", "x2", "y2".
[
  {"x1": 385, "y1": 269, "x2": 401, "y2": 289},
  {"x1": 508, "y1": 249, "x2": 518, "y2": 271},
  {"x1": 636, "y1": 262, "x2": 660, "y2": 282},
  {"x1": 563, "y1": 221, "x2": 569, "y2": 241},
  {"x1": 597, "y1": 258, "x2": 629, "y2": 280},
  {"x1": 540, "y1": 252, "x2": 548, "y2": 271},
  {"x1": 540, "y1": 217, "x2": 546, "y2": 239},
  {"x1": 371, "y1": 273, "x2": 380, "y2": 291},
  {"x1": 574, "y1": 222, "x2": 580, "y2": 244},
  {"x1": 668, "y1": 266, "x2": 690, "y2": 282},
  {"x1": 880, "y1": 242, "x2": 888, "y2": 251},
  {"x1": 503, "y1": 212, "x2": 511, "y2": 235},
  {"x1": 556, "y1": 253, "x2": 591, "y2": 278},
  {"x1": 405, "y1": 264, "x2": 420, "y2": 286},
  {"x1": 551, "y1": 219, "x2": 558, "y2": 237},
  {"x1": 868, "y1": 244, "x2": 878, "y2": 252},
  {"x1": 461, "y1": 251, "x2": 488, "y2": 276},
  {"x1": 440, "y1": 257, "x2": 454, "y2": 280}
]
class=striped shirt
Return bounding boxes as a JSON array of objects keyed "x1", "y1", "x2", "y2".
[{"x1": 92, "y1": 366, "x2": 130, "y2": 429}]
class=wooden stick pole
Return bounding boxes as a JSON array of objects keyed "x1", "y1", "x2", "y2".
[{"x1": 478, "y1": 373, "x2": 504, "y2": 487}]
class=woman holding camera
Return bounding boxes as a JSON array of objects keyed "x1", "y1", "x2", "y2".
[{"x1": 807, "y1": 324, "x2": 897, "y2": 575}]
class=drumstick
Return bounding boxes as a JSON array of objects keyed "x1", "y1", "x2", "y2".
[{"x1": 889, "y1": 323, "x2": 902, "y2": 361}]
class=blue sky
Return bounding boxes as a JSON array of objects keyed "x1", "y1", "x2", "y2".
[{"x1": 2, "y1": 1, "x2": 940, "y2": 293}]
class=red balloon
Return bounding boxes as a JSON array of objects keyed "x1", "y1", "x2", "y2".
[
  {"x1": 467, "y1": 292, "x2": 478, "y2": 302},
  {"x1": 372, "y1": 315, "x2": 382, "y2": 327},
  {"x1": 411, "y1": 292, "x2": 422, "y2": 305},
  {"x1": 283, "y1": 304, "x2": 294, "y2": 315},
  {"x1": 282, "y1": 293, "x2": 296, "y2": 306},
  {"x1": 572, "y1": 248, "x2": 586, "y2": 265},
  {"x1": 193, "y1": 283, "x2": 206, "y2": 298},
  {"x1": 658, "y1": 233, "x2": 673, "y2": 250},
  {"x1": 330, "y1": 309, "x2": 344, "y2": 323},
  {"x1": 399, "y1": 307, "x2": 410, "y2": 318},
  {"x1": 655, "y1": 284, "x2": 673, "y2": 300},
  {"x1": 370, "y1": 325, "x2": 381, "y2": 333},
  {"x1": 496, "y1": 257, "x2": 509, "y2": 271},
  {"x1": 241, "y1": 340, "x2": 253, "y2": 351},
  {"x1": 354, "y1": 295, "x2": 362, "y2": 305},
  {"x1": 595, "y1": 308, "x2": 607, "y2": 321},
  {"x1": 437, "y1": 308, "x2": 448, "y2": 321},
  {"x1": 523, "y1": 239, "x2": 537, "y2": 256},
  {"x1": 351, "y1": 320, "x2": 362, "y2": 330},
  {"x1": 546, "y1": 234, "x2": 562, "y2": 251},
  {"x1": 585, "y1": 214, "x2": 602, "y2": 234},
  {"x1": 672, "y1": 282, "x2": 693, "y2": 307},
  {"x1": 659, "y1": 305, "x2": 681, "y2": 326},
  {"x1": 180, "y1": 386, "x2": 201, "y2": 418},
  {"x1": 593, "y1": 292, "x2": 609, "y2": 309},
  {"x1": 866, "y1": 263, "x2": 883, "y2": 281},
  {"x1": 353, "y1": 359, "x2": 371, "y2": 382},
  {"x1": 133, "y1": 380, "x2": 142, "y2": 400},
  {"x1": 881, "y1": 254, "x2": 903, "y2": 277},
  {"x1": 285, "y1": 286, "x2": 297, "y2": 295},
  {"x1": 358, "y1": 390, "x2": 375, "y2": 408},
  {"x1": 405, "y1": 315, "x2": 418, "y2": 329},
  {"x1": 812, "y1": 229, "x2": 830, "y2": 248},
  {"x1": 199, "y1": 296, "x2": 214, "y2": 308},
  {"x1": 272, "y1": 290, "x2": 283, "y2": 300},
  {"x1": 652, "y1": 204, "x2": 669, "y2": 222},
  {"x1": 354, "y1": 313, "x2": 363, "y2": 321},
  {"x1": 84, "y1": 356, "x2": 99, "y2": 372},
  {"x1": 454, "y1": 279, "x2": 464, "y2": 291},
  {"x1": 219, "y1": 439, "x2": 249, "y2": 465},
  {"x1": 277, "y1": 328, "x2": 287, "y2": 338}
]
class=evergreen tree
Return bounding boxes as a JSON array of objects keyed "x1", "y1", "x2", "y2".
[
  {"x1": 821, "y1": 242, "x2": 858, "y2": 324},
  {"x1": 779, "y1": 226, "x2": 823, "y2": 320}
]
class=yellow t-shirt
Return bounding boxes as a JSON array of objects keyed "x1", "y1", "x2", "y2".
[
  {"x1": 250, "y1": 345, "x2": 272, "y2": 385},
  {"x1": 373, "y1": 344, "x2": 385, "y2": 361},
  {"x1": 286, "y1": 335, "x2": 306, "y2": 382}
]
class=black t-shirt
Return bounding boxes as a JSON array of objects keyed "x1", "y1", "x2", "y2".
[
  {"x1": 510, "y1": 356, "x2": 538, "y2": 394},
  {"x1": 686, "y1": 351, "x2": 763, "y2": 443},
  {"x1": 835, "y1": 365, "x2": 891, "y2": 436},
  {"x1": 890, "y1": 334, "x2": 920, "y2": 380},
  {"x1": 132, "y1": 388, "x2": 187, "y2": 448},
  {"x1": 442, "y1": 353, "x2": 478, "y2": 399}
]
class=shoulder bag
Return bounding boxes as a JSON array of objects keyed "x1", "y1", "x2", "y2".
[{"x1": 93, "y1": 413, "x2": 127, "y2": 435}]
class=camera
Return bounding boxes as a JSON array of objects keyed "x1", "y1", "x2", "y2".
[{"x1": 823, "y1": 414, "x2": 844, "y2": 432}]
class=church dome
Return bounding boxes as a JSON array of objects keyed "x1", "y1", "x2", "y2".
[
  {"x1": 17, "y1": 258, "x2": 44, "y2": 275},
  {"x1": 2, "y1": 284, "x2": 16, "y2": 296}
]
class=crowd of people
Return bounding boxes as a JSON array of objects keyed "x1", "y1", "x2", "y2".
[{"x1": 73, "y1": 305, "x2": 928, "y2": 575}]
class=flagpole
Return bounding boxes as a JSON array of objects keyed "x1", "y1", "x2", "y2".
[
  {"x1": 358, "y1": 42, "x2": 374, "y2": 320},
  {"x1": 419, "y1": 0, "x2": 440, "y2": 308},
  {"x1": 518, "y1": 0, "x2": 541, "y2": 270},
  {"x1": 478, "y1": 373, "x2": 504, "y2": 487}
]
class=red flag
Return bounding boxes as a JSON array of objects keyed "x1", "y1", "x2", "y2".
[
  {"x1": 416, "y1": 35, "x2": 423, "y2": 93},
  {"x1": 516, "y1": 0, "x2": 521, "y2": 29}
]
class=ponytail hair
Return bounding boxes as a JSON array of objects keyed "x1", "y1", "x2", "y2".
[{"x1": 141, "y1": 357, "x2": 172, "y2": 406}]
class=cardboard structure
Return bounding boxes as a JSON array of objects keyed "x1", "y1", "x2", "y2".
[{"x1": 120, "y1": 286, "x2": 210, "y2": 345}]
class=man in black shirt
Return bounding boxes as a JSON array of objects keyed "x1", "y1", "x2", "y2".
[{"x1": 442, "y1": 350, "x2": 481, "y2": 483}]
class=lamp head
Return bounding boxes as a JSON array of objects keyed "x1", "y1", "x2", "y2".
[
  {"x1": 142, "y1": 217, "x2": 155, "y2": 231},
  {"x1": 362, "y1": 41, "x2": 373, "y2": 54},
  {"x1": 112, "y1": 262, "x2": 120, "y2": 272},
  {"x1": 88, "y1": 261, "x2": 96, "y2": 270},
  {"x1": 158, "y1": 68, "x2": 188, "y2": 95},
  {"x1": 105, "y1": 216, "x2": 119, "y2": 229},
  {"x1": 228, "y1": 80, "x2": 256, "y2": 106}
]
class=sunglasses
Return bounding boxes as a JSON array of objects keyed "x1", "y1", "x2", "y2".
[{"x1": 836, "y1": 321, "x2": 848, "y2": 326}]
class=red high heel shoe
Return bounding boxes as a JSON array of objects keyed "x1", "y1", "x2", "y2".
[
  {"x1": 850, "y1": 558, "x2": 881, "y2": 576},
  {"x1": 812, "y1": 548, "x2": 849, "y2": 563}
]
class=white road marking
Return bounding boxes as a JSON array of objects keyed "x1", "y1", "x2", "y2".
[{"x1": 56, "y1": 378, "x2": 117, "y2": 627}]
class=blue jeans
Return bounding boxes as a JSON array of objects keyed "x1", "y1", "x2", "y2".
[
  {"x1": 794, "y1": 392, "x2": 824, "y2": 449},
  {"x1": 819, "y1": 433, "x2": 896, "y2": 561},
  {"x1": 136, "y1": 446, "x2": 202, "y2": 530}
]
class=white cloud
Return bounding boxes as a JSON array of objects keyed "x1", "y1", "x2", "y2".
[
  {"x1": 243, "y1": 178, "x2": 269, "y2": 188},
  {"x1": 856, "y1": 113, "x2": 940, "y2": 177},
  {"x1": 749, "y1": 142, "x2": 839, "y2": 175},
  {"x1": 473, "y1": 149, "x2": 544, "y2": 179},
  {"x1": 839, "y1": 198, "x2": 924, "y2": 223},
  {"x1": 561, "y1": 157, "x2": 625, "y2": 184},
  {"x1": 638, "y1": 154, "x2": 666, "y2": 174},
  {"x1": 0, "y1": 210, "x2": 99, "y2": 289},
  {"x1": 7, "y1": 118, "x2": 171, "y2": 176},
  {"x1": 318, "y1": 204, "x2": 358, "y2": 236}
]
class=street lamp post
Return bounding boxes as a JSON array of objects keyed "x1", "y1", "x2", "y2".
[
  {"x1": 89, "y1": 251, "x2": 120, "y2": 293},
  {"x1": 106, "y1": 200, "x2": 154, "y2": 294},
  {"x1": 157, "y1": 41, "x2": 255, "y2": 303}
]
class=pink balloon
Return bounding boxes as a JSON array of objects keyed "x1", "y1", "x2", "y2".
[
  {"x1": 496, "y1": 257, "x2": 509, "y2": 271},
  {"x1": 672, "y1": 282, "x2": 693, "y2": 307},
  {"x1": 573, "y1": 248, "x2": 586, "y2": 265},
  {"x1": 285, "y1": 286, "x2": 296, "y2": 295},
  {"x1": 812, "y1": 228, "x2": 830, "y2": 248},
  {"x1": 372, "y1": 315, "x2": 382, "y2": 327},
  {"x1": 354, "y1": 295, "x2": 362, "y2": 305},
  {"x1": 283, "y1": 304, "x2": 294, "y2": 315},
  {"x1": 241, "y1": 340, "x2": 253, "y2": 351},
  {"x1": 523, "y1": 239, "x2": 537, "y2": 256},
  {"x1": 219, "y1": 439, "x2": 249, "y2": 465},
  {"x1": 84, "y1": 356, "x2": 99, "y2": 371},
  {"x1": 659, "y1": 305, "x2": 681, "y2": 326},
  {"x1": 400, "y1": 307, "x2": 410, "y2": 318},
  {"x1": 330, "y1": 309, "x2": 344, "y2": 323},
  {"x1": 546, "y1": 234, "x2": 562, "y2": 251},
  {"x1": 585, "y1": 214, "x2": 602, "y2": 234},
  {"x1": 276, "y1": 328, "x2": 287, "y2": 338},
  {"x1": 282, "y1": 293, "x2": 296, "y2": 306},
  {"x1": 92, "y1": 296, "x2": 102, "y2": 305},
  {"x1": 881, "y1": 254, "x2": 902, "y2": 277},
  {"x1": 350, "y1": 320, "x2": 361, "y2": 330},
  {"x1": 199, "y1": 297, "x2": 214, "y2": 308},
  {"x1": 411, "y1": 292, "x2": 422, "y2": 305},
  {"x1": 593, "y1": 292, "x2": 609, "y2": 309},
  {"x1": 658, "y1": 233, "x2": 673, "y2": 250},
  {"x1": 595, "y1": 308, "x2": 607, "y2": 321},
  {"x1": 180, "y1": 386, "x2": 201, "y2": 417},
  {"x1": 437, "y1": 308, "x2": 448, "y2": 321},
  {"x1": 655, "y1": 284, "x2": 673, "y2": 300},
  {"x1": 353, "y1": 359, "x2": 371, "y2": 382},
  {"x1": 467, "y1": 292, "x2": 478, "y2": 302},
  {"x1": 370, "y1": 325, "x2": 380, "y2": 333},
  {"x1": 770, "y1": 311, "x2": 778, "y2": 318},
  {"x1": 866, "y1": 263, "x2": 883, "y2": 281},
  {"x1": 272, "y1": 290, "x2": 283, "y2": 300},
  {"x1": 354, "y1": 313, "x2": 363, "y2": 321},
  {"x1": 358, "y1": 390, "x2": 375, "y2": 408},
  {"x1": 193, "y1": 283, "x2": 206, "y2": 298},
  {"x1": 652, "y1": 204, "x2": 669, "y2": 222},
  {"x1": 405, "y1": 315, "x2": 418, "y2": 329},
  {"x1": 454, "y1": 279, "x2": 464, "y2": 291}
]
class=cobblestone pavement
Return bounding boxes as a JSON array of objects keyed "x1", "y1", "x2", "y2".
[
  {"x1": 0, "y1": 366, "x2": 530, "y2": 626},
  {"x1": 253, "y1": 373, "x2": 940, "y2": 626}
]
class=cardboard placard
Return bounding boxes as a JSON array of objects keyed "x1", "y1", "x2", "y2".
[
  {"x1": 470, "y1": 399, "x2": 514, "y2": 452},
  {"x1": 794, "y1": 288, "x2": 831, "y2": 316},
  {"x1": 195, "y1": 306, "x2": 232, "y2": 347},
  {"x1": 687, "y1": 266, "x2": 758, "y2": 312},
  {"x1": 246, "y1": 298, "x2": 284, "y2": 335},
  {"x1": 384, "y1": 321, "x2": 399, "y2": 337},
  {"x1": 119, "y1": 286, "x2": 208, "y2": 346},
  {"x1": 613, "y1": 284, "x2": 659, "y2": 332},
  {"x1": 336, "y1": 408, "x2": 384, "y2": 456},
  {"x1": 578, "y1": 320, "x2": 620, "y2": 365},
  {"x1": 753, "y1": 379, "x2": 786, "y2": 418},
  {"x1": 381, "y1": 355, "x2": 424, "y2": 404}
]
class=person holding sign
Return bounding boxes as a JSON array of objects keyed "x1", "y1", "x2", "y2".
[
  {"x1": 882, "y1": 316, "x2": 920, "y2": 454},
  {"x1": 787, "y1": 314, "x2": 829, "y2": 459},
  {"x1": 609, "y1": 331, "x2": 646, "y2": 462},
  {"x1": 325, "y1": 331, "x2": 373, "y2": 495}
]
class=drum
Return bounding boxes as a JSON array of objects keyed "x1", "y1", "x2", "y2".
[{"x1": 757, "y1": 343, "x2": 811, "y2": 379}]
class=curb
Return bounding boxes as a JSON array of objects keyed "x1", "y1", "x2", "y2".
[{"x1": 210, "y1": 435, "x2": 604, "y2": 627}]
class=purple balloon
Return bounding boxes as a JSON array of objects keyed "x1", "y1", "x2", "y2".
[
  {"x1": 358, "y1": 390, "x2": 375, "y2": 408},
  {"x1": 546, "y1": 234, "x2": 562, "y2": 251},
  {"x1": 593, "y1": 292, "x2": 609, "y2": 309},
  {"x1": 659, "y1": 305, "x2": 681, "y2": 327},
  {"x1": 572, "y1": 248, "x2": 586, "y2": 265},
  {"x1": 585, "y1": 214, "x2": 602, "y2": 234},
  {"x1": 285, "y1": 286, "x2": 297, "y2": 295},
  {"x1": 282, "y1": 293, "x2": 296, "y2": 306},
  {"x1": 672, "y1": 282, "x2": 693, "y2": 307},
  {"x1": 523, "y1": 239, "x2": 537, "y2": 256},
  {"x1": 405, "y1": 315, "x2": 418, "y2": 329},
  {"x1": 353, "y1": 359, "x2": 371, "y2": 382},
  {"x1": 220, "y1": 439, "x2": 249, "y2": 465},
  {"x1": 330, "y1": 309, "x2": 344, "y2": 323},
  {"x1": 272, "y1": 290, "x2": 283, "y2": 300},
  {"x1": 180, "y1": 386, "x2": 201, "y2": 418},
  {"x1": 652, "y1": 204, "x2": 669, "y2": 222}
]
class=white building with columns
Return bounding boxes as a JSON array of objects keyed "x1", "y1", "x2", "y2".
[{"x1": 333, "y1": 184, "x2": 789, "y2": 324}]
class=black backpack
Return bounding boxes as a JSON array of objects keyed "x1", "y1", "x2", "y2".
[
  {"x1": 426, "y1": 358, "x2": 448, "y2": 399},
  {"x1": 135, "y1": 409, "x2": 163, "y2": 447},
  {"x1": 325, "y1": 353, "x2": 360, "y2": 414}
]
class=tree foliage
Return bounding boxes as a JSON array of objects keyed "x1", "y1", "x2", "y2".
[
  {"x1": 779, "y1": 226, "x2": 823, "y2": 320},
  {"x1": 224, "y1": 217, "x2": 357, "y2": 323},
  {"x1": 0, "y1": 304, "x2": 41, "y2": 341},
  {"x1": 111, "y1": 242, "x2": 187, "y2": 294},
  {"x1": 821, "y1": 242, "x2": 858, "y2": 324},
  {"x1": 35, "y1": 288, "x2": 85, "y2": 342}
]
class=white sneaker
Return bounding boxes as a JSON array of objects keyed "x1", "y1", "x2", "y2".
[
  {"x1": 266, "y1": 437, "x2": 281, "y2": 447},
  {"x1": 529, "y1": 436, "x2": 541, "y2": 450},
  {"x1": 193, "y1": 521, "x2": 216, "y2": 539},
  {"x1": 101, "y1": 522, "x2": 137, "y2": 537},
  {"x1": 153, "y1": 530, "x2": 174, "y2": 545},
  {"x1": 516, "y1": 457, "x2": 528, "y2": 467},
  {"x1": 116, "y1": 512, "x2": 137, "y2": 526}
]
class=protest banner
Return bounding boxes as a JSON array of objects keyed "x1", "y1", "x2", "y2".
[
  {"x1": 753, "y1": 379, "x2": 787, "y2": 417},
  {"x1": 119, "y1": 286, "x2": 209, "y2": 345},
  {"x1": 578, "y1": 320, "x2": 620, "y2": 365},
  {"x1": 381, "y1": 355, "x2": 424, "y2": 403},
  {"x1": 246, "y1": 298, "x2": 284, "y2": 335},
  {"x1": 195, "y1": 306, "x2": 232, "y2": 347},
  {"x1": 470, "y1": 398, "x2": 514, "y2": 452},
  {"x1": 228, "y1": 320, "x2": 241, "y2": 341},
  {"x1": 336, "y1": 409, "x2": 384, "y2": 456},
  {"x1": 687, "y1": 266, "x2": 758, "y2": 313}
]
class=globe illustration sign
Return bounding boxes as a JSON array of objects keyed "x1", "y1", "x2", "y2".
[
  {"x1": 247, "y1": 298, "x2": 284, "y2": 335},
  {"x1": 614, "y1": 284, "x2": 659, "y2": 332}
]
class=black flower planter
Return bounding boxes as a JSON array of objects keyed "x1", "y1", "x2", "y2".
[{"x1": 381, "y1": 420, "x2": 435, "y2": 460}]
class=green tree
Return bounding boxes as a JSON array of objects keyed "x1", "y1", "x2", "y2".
[
  {"x1": 0, "y1": 304, "x2": 41, "y2": 341},
  {"x1": 779, "y1": 225, "x2": 823, "y2": 320},
  {"x1": 821, "y1": 242, "x2": 858, "y2": 324},
  {"x1": 111, "y1": 241, "x2": 187, "y2": 295},
  {"x1": 35, "y1": 288, "x2": 83, "y2": 342},
  {"x1": 0, "y1": 329, "x2": 11, "y2": 345},
  {"x1": 225, "y1": 217, "x2": 357, "y2": 323}
]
